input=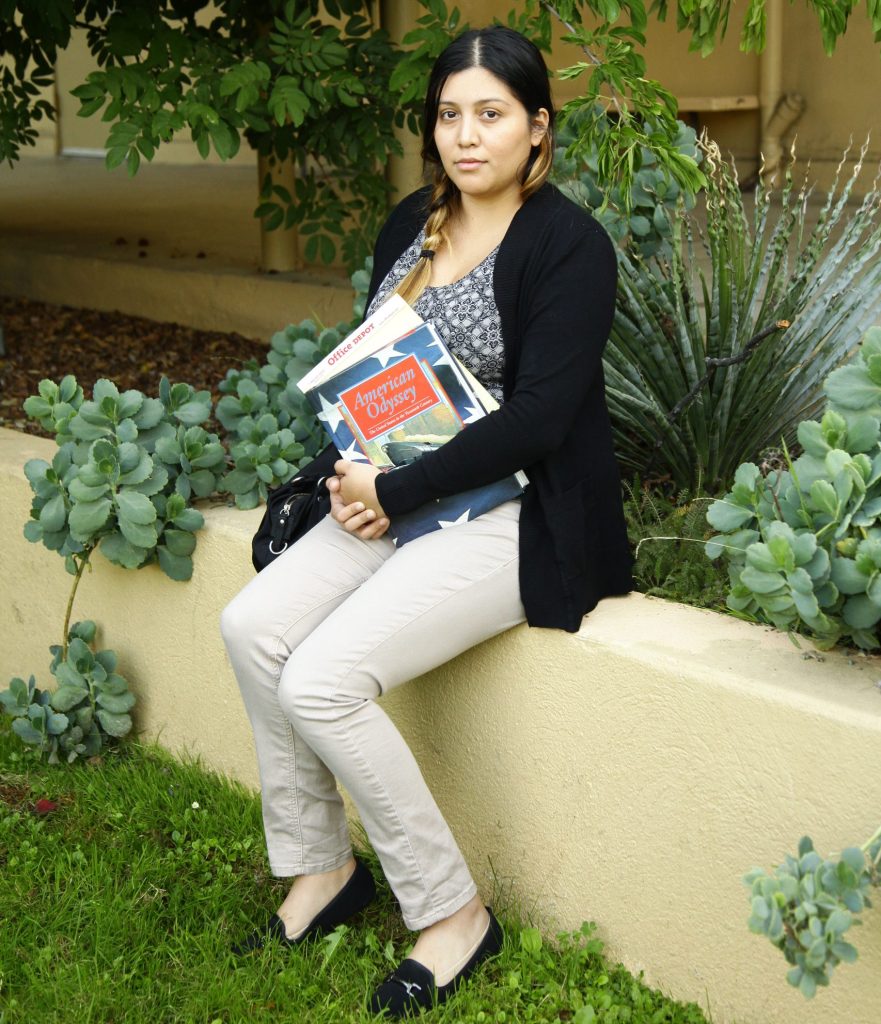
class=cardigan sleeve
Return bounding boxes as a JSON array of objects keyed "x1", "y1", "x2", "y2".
[{"x1": 375, "y1": 215, "x2": 617, "y2": 515}]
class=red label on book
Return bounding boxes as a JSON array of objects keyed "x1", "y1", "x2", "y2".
[{"x1": 339, "y1": 355, "x2": 441, "y2": 440}]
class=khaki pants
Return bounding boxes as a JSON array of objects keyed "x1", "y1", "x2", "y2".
[{"x1": 220, "y1": 499, "x2": 524, "y2": 930}]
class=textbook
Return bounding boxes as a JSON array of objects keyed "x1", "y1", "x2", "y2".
[{"x1": 298, "y1": 308, "x2": 526, "y2": 546}]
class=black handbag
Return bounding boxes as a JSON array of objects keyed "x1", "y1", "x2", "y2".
[{"x1": 251, "y1": 445, "x2": 339, "y2": 572}]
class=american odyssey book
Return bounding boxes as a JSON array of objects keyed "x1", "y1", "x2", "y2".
[{"x1": 299, "y1": 320, "x2": 526, "y2": 546}]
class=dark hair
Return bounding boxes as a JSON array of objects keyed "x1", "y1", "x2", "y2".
[
  {"x1": 393, "y1": 26, "x2": 555, "y2": 305},
  {"x1": 421, "y1": 25, "x2": 555, "y2": 185}
]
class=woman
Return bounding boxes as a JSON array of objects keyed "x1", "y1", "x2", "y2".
[{"x1": 220, "y1": 24, "x2": 632, "y2": 1018}]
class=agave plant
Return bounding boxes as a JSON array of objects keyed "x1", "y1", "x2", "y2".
[{"x1": 607, "y1": 139, "x2": 881, "y2": 492}]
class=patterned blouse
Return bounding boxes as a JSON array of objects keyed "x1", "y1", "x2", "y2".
[{"x1": 366, "y1": 228, "x2": 506, "y2": 404}]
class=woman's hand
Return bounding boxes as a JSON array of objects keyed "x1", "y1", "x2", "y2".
[
  {"x1": 334, "y1": 461, "x2": 387, "y2": 515},
  {"x1": 327, "y1": 471, "x2": 390, "y2": 540}
]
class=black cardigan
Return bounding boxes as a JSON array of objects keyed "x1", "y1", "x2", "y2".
[{"x1": 369, "y1": 182, "x2": 633, "y2": 631}]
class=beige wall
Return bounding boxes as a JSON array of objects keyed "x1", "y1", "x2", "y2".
[
  {"x1": 782, "y1": 5, "x2": 881, "y2": 167},
  {"x1": 3, "y1": 426, "x2": 881, "y2": 1024}
]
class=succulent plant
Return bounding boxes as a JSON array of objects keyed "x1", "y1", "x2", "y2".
[
  {"x1": 215, "y1": 259, "x2": 373, "y2": 507},
  {"x1": 1, "y1": 621, "x2": 134, "y2": 764},
  {"x1": 23, "y1": 376, "x2": 215, "y2": 581},
  {"x1": 706, "y1": 327, "x2": 881, "y2": 651},
  {"x1": 745, "y1": 831, "x2": 880, "y2": 999}
]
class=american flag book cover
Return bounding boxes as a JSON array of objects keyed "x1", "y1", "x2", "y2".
[{"x1": 303, "y1": 322, "x2": 524, "y2": 546}]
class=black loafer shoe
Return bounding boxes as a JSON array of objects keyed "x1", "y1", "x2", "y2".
[
  {"x1": 232, "y1": 857, "x2": 376, "y2": 955},
  {"x1": 369, "y1": 907, "x2": 503, "y2": 1018}
]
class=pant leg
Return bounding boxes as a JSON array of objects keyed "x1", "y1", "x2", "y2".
[
  {"x1": 277, "y1": 499, "x2": 525, "y2": 930},
  {"x1": 220, "y1": 513, "x2": 398, "y2": 875}
]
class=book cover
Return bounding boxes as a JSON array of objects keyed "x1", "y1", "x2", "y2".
[
  {"x1": 297, "y1": 294, "x2": 423, "y2": 393},
  {"x1": 302, "y1": 322, "x2": 524, "y2": 546}
]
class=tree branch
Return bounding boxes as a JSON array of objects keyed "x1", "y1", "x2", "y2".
[{"x1": 539, "y1": 0, "x2": 625, "y2": 114}]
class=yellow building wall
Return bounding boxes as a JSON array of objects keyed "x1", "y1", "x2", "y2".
[{"x1": 782, "y1": 5, "x2": 881, "y2": 167}]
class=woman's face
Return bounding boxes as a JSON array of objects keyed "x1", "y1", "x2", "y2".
[{"x1": 433, "y1": 66, "x2": 548, "y2": 205}]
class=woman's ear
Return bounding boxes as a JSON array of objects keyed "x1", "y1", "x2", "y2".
[{"x1": 530, "y1": 108, "x2": 550, "y2": 143}]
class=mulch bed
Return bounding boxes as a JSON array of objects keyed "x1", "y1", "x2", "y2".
[{"x1": 0, "y1": 295, "x2": 269, "y2": 437}]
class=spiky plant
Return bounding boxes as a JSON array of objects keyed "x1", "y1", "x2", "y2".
[{"x1": 606, "y1": 138, "x2": 881, "y2": 492}]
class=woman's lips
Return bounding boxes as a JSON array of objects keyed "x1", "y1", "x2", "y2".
[{"x1": 456, "y1": 159, "x2": 484, "y2": 170}]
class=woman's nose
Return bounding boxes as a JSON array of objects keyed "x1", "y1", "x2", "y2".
[{"x1": 457, "y1": 115, "x2": 479, "y2": 146}]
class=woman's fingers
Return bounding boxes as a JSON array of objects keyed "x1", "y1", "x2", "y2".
[
  {"x1": 356, "y1": 516, "x2": 390, "y2": 540},
  {"x1": 328, "y1": 474, "x2": 389, "y2": 539}
]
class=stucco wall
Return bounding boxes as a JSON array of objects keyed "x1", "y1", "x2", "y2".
[{"x1": 3, "y1": 426, "x2": 880, "y2": 1024}]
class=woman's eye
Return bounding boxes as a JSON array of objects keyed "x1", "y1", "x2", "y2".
[
  {"x1": 482, "y1": 110, "x2": 500, "y2": 120},
  {"x1": 439, "y1": 110, "x2": 457, "y2": 121}
]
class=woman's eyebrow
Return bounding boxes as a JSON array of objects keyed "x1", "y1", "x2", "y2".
[{"x1": 438, "y1": 97, "x2": 512, "y2": 107}]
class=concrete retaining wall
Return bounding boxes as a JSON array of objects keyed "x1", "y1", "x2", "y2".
[{"x1": 2, "y1": 427, "x2": 879, "y2": 1024}]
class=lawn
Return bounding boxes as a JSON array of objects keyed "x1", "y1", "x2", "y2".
[{"x1": 0, "y1": 723, "x2": 711, "y2": 1024}]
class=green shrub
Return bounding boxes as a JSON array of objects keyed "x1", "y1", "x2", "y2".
[
  {"x1": 745, "y1": 830, "x2": 881, "y2": 998},
  {"x1": 553, "y1": 105, "x2": 702, "y2": 259},
  {"x1": 215, "y1": 259, "x2": 371, "y2": 508},
  {"x1": 10, "y1": 374, "x2": 222, "y2": 760},
  {"x1": 23, "y1": 376, "x2": 217, "y2": 581},
  {"x1": 706, "y1": 325, "x2": 881, "y2": 651},
  {"x1": 622, "y1": 477, "x2": 728, "y2": 609}
]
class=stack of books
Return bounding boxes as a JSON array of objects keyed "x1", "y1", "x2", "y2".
[{"x1": 297, "y1": 295, "x2": 526, "y2": 546}]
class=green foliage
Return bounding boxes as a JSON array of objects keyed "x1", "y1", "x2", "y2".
[
  {"x1": 621, "y1": 476, "x2": 728, "y2": 607},
  {"x1": 553, "y1": 104, "x2": 702, "y2": 257},
  {"x1": 215, "y1": 259, "x2": 370, "y2": 508},
  {"x1": 0, "y1": 620, "x2": 134, "y2": 763},
  {"x1": 25, "y1": 0, "x2": 409, "y2": 271},
  {"x1": 23, "y1": 375, "x2": 217, "y2": 580},
  {"x1": 607, "y1": 140, "x2": 881, "y2": 493},
  {"x1": 0, "y1": 1, "x2": 410, "y2": 269},
  {"x1": 543, "y1": 3, "x2": 707, "y2": 206},
  {"x1": 744, "y1": 829, "x2": 881, "y2": 998},
  {"x1": 706, "y1": 326, "x2": 881, "y2": 651}
]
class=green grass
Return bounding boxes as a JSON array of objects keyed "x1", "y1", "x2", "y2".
[{"x1": 0, "y1": 724, "x2": 711, "y2": 1024}]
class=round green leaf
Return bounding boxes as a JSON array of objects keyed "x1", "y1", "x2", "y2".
[
  {"x1": 96, "y1": 690, "x2": 135, "y2": 714},
  {"x1": 69, "y1": 477, "x2": 110, "y2": 502},
  {"x1": 118, "y1": 517, "x2": 159, "y2": 550},
  {"x1": 95, "y1": 709, "x2": 132, "y2": 738},
  {"x1": 824, "y1": 364, "x2": 879, "y2": 410},
  {"x1": 50, "y1": 685, "x2": 88, "y2": 713},
  {"x1": 12, "y1": 718, "x2": 44, "y2": 745},
  {"x1": 68, "y1": 498, "x2": 113, "y2": 539},
  {"x1": 157, "y1": 547, "x2": 194, "y2": 581},
  {"x1": 116, "y1": 489, "x2": 157, "y2": 525},
  {"x1": 706, "y1": 498, "x2": 754, "y2": 532},
  {"x1": 39, "y1": 493, "x2": 67, "y2": 533},
  {"x1": 100, "y1": 530, "x2": 151, "y2": 569},
  {"x1": 46, "y1": 711, "x2": 70, "y2": 735},
  {"x1": 830, "y1": 556, "x2": 868, "y2": 595},
  {"x1": 169, "y1": 507, "x2": 204, "y2": 532},
  {"x1": 162, "y1": 529, "x2": 197, "y2": 557},
  {"x1": 741, "y1": 565, "x2": 786, "y2": 594},
  {"x1": 842, "y1": 594, "x2": 881, "y2": 629}
]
